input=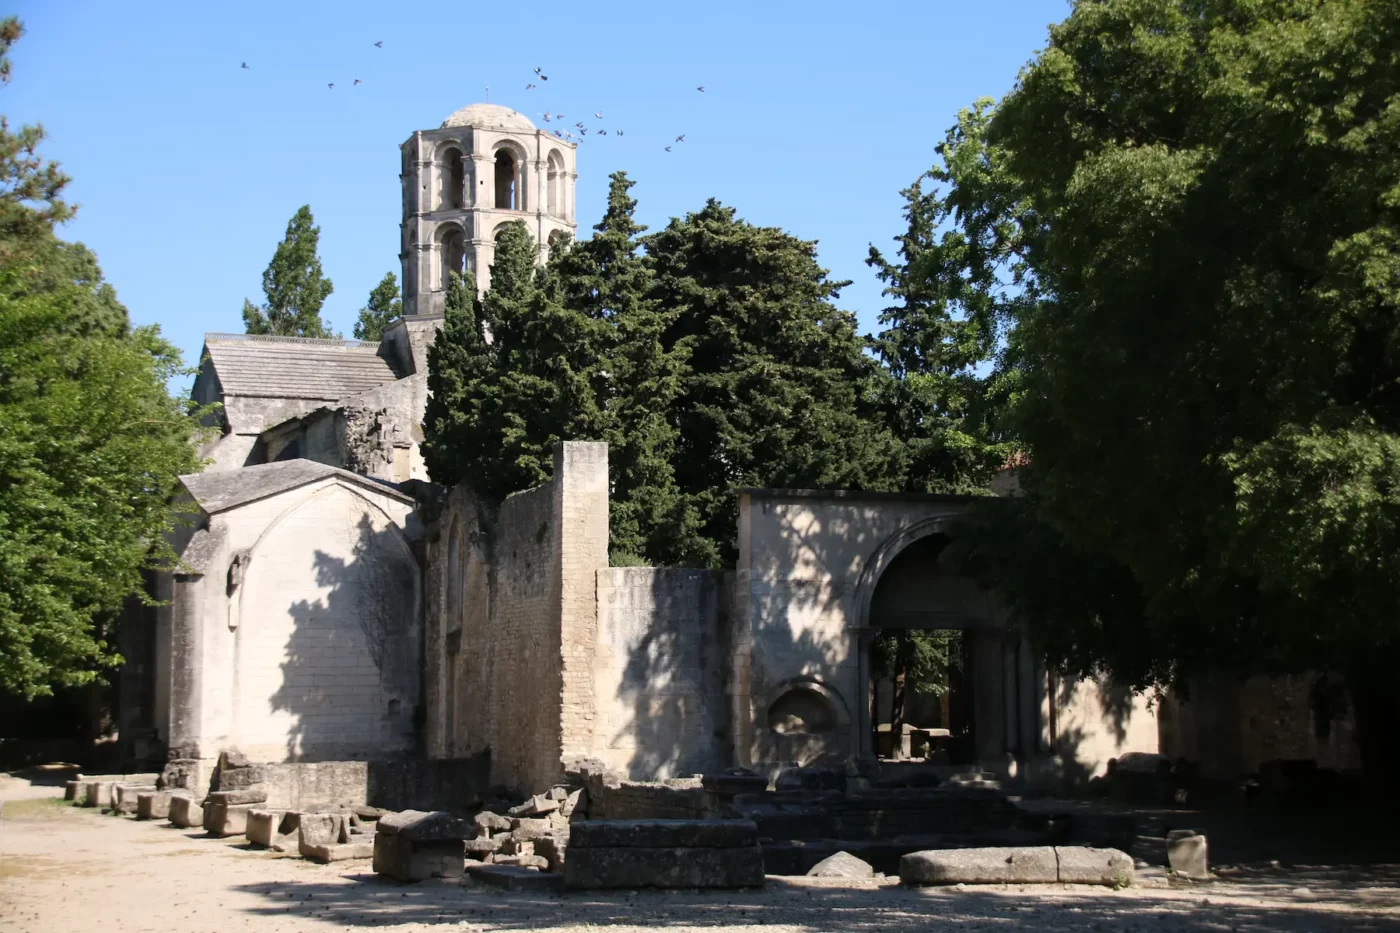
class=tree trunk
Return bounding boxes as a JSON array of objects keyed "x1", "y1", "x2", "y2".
[{"x1": 890, "y1": 634, "x2": 909, "y2": 755}]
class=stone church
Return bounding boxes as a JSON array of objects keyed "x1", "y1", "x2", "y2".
[{"x1": 121, "y1": 103, "x2": 1337, "y2": 798}]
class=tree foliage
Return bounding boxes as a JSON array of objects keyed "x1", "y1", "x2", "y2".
[
  {"x1": 930, "y1": 0, "x2": 1400, "y2": 775},
  {"x1": 242, "y1": 205, "x2": 336, "y2": 338},
  {"x1": 0, "y1": 20, "x2": 204, "y2": 697},
  {"x1": 353, "y1": 271, "x2": 401, "y2": 341}
]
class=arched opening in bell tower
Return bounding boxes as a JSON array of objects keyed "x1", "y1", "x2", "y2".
[
  {"x1": 547, "y1": 150, "x2": 565, "y2": 217},
  {"x1": 438, "y1": 147, "x2": 465, "y2": 210},
  {"x1": 494, "y1": 149, "x2": 518, "y2": 210},
  {"x1": 436, "y1": 225, "x2": 465, "y2": 291}
]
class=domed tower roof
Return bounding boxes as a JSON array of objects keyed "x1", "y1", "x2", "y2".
[{"x1": 441, "y1": 103, "x2": 535, "y2": 131}]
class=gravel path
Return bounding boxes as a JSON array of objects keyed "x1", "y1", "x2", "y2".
[{"x1": 2, "y1": 776, "x2": 1397, "y2": 933}]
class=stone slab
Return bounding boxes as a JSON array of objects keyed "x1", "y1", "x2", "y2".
[
  {"x1": 534, "y1": 835, "x2": 568, "y2": 871},
  {"x1": 303, "y1": 841, "x2": 374, "y2": 863},
  {"x1": 1166, "y1": 832, "x2": 1208, "y2": 880},
  {"x1": 465, "y1": 837, "x2": 501, "y2": 860},
  {"x1": 113, "y1": 784, "x2": 157, "y2": 814},
  {"x1": 373, "y1": 832, "x2": 465, "y2": 881},
  {"x1": 299, "y1": 812, "x2": 349, "y2": 852},
  {"x1": 376, "y1": 809, "x2": 470, "y2": 842},
  {"x1": 136, "y1": 791, "x2": 186, "y2": 821},
  {"x1": 465, "y1": 863, "x2": 564, "y2": 892},
  {"x1": 509, "y1": 817, "x2": 553, "y2": 840},
  {"x1": 204, "y1": 801, "x2": 258, "y2": 837},
  {"x1": 473, "y1": 811, "x2": 512, "y2": 837},
  {"x1": 1056, "y1": 847, "x2": 1135, "y2": 886},
  {"x1": 168, "y1": 795, "x2": 205, "y2": 829},
  {"x1": 563, "y1": 845, "x2": 765, "y2": 890},
  {"x1": 901, "y1": 847, "x2": 1059, "y2": 885},
  {"x1": 570, "y1": 819, "x2": 759, "y2": 850},
  {"x1": 208, "y1": 788, "x2": 268, "y2": 806},
  {"x1": 83, "y1": 781, "x2": 115, "y2": 808},
  {"x1": 808, "y1": 851, "x2": 875, "y2": 879}
]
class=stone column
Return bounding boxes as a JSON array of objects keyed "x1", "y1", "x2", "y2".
[
  {"x1": 470, "y1": 155, "x2": 490, "y2": 210},
  {"x1": 852, "y1": 627, "x2": 878, "y2": 761},
  {"x1": 167, "y1": 572, "x2": 206, "y2": 759}
]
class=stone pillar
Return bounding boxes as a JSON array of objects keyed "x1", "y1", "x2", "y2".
[
  {"x1": 167, "y1": 572, "x2": 206, "y2": 759},
  {"x1": 852, "y1": 627, "x2": 878, "y2": 761}
]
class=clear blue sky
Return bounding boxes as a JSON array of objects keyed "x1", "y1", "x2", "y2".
[{"x1": 11, "y1": 0, "x2": 1067, "y2": 382}]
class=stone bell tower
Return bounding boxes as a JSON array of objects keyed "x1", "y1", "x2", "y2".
[{"x1": 398, "y1": 102, "x2": 578, "y2": 316}]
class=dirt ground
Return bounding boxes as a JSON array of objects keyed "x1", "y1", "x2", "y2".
[{"x1": 2, "y1": 770, "x2": 1398, "y2": 933}]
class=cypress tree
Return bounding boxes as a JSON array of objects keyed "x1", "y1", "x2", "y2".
[
  {"x1": 353, "y1": 271, "x2": 401, "y2": 341},
  {"x1": 242, "y1": 205, "x2": 336, "y2": 338}
]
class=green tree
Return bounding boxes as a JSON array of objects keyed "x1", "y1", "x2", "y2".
[
  {"x1": 242, "y1": 205, "x2": 336, "y2": 337},
  {"x1": 423, "y1": 269, "x2": 487, "y2": 487},
  {"x1": 933, "y1": 0, "x2": 1400, "y2": 782},
  {"x1": 871, "y1": 629, "x2": 962, "y2": 739},
  {"x1": 0, "y1": 18, "x2": 72, "y2": 264},
  {"x1": 353, "y1": 271, "x2": 401, "y2": 341},
  {"x1": 647, "y1": 200, "x2": 904, "y2": 565}
]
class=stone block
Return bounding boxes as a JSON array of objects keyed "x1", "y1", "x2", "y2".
[
  {"x1": 64, "y1": 780, "x2": 82, "y2": 801},
  {"x1": 299, "y1": 812, "x2": 349, "y2": 853},
  {"x1": 83, "y1": 781, "x2": 115, "y2": 808},
  {"x1": 509, "y1": 817, "x2": 553, "y2": 841},
  {"x1": 1056, "y1": 847, "x2": 1135, "y2": 886},
  {"x1": 473, "y1": 811, "x2": 512, "y2": 837},
  {"x1": 564, "y1": 845, "x2": 765, "y2": 890},
  {"x1": 376, "y1": 810, "x2": 470, "y2": 843},
  {"x1": 534, "y1": 835, "x2": 568, "y2": 872},
  {"x1": 509, "y1": 794, "x2": 559, "y2": 817},
  {"x1": 207, "y1": 788, "x2": 267, "y2": 806},
  {"x1": 901, "y1": 847, "x2": 1059, "y2": 885},
  {"x1": 168, "y1": 795, "x2": 205, "y2": 829},
  {"x1": 570, "y1": 819, "x2": 759, "y2": 850},
  {"x1": 807, "y1": 851, "x2": 874, "y2": 879},
  {"x1": 498, "y1": 837, "x2": 534, "y2": 857},
  {"x1": 559, "y1": 789, "x2": 583, "y2": 818},
  {"x1": 547, "y1": 786, "x2": 569, "y2": 802},
  {"x1": 465, "y1": 863, "x2": 564, "y2": 891},
  {"x1": 245, "y1": 809, "x2": 291, "y2": 847},
  {"x1": 465, "y1": 837, "x2": 501, "y2": 861},
  {"x1": 702, "y1": 769, "x2": 769, "y2": 798},
  {"x1": 1166, "y1": 831, "x2": 1209, "y2": 880},
  {"x1": 215, "y1": 765, "x2": 270, "y2": 789},
  {"x1": 137, "y1": 791, "x2": 178, "y2": 820},
  {"x1": 114, "y1": 784, "x2": 156, "y2": 815},
  {"x1": 494, "y1": 854, "x2": 549, "y2": 870},
  {"x1": 373, "y1": 832, "x2": 466, "y2": 882},
  {"x1": 302, "y1": 841, "x2": 375, "y2": 863},
  {"x1": 204, "y1": 801, "x2": 258, "y2": 837}
]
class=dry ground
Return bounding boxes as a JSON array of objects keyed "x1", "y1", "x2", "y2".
[{"x1": 2, "y1": 772, "x2": 1398, "y2": 933}]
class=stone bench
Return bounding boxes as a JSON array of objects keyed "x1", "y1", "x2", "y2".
[
  {"x1": 899, "y1": 846, "x2": 1133, "y2": 887},
  {"x1": 563, "y1": 820, "x2": 765, "y2": 890},
  {"x1": 373, "y1": 810, "x2": 470, "y2": 882}
]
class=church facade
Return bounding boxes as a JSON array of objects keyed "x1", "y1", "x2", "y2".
[{"x1": 122, "y1": 104, "x2": 1172, "y2": 795}]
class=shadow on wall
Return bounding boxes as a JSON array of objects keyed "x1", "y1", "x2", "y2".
[{"x1": 265, "y1": 510, "x2": 421, "y2": 762}]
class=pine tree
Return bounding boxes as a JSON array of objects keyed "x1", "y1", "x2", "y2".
[
  {"x1": 353, "y1": 272, "x2": 401, "y2": 341},
  {"x1": 242, "y1": 205, "x2": 336, "y2": 338},
  {"x1": 646, "y1": 200, "x2": 904, "y2": 565}
]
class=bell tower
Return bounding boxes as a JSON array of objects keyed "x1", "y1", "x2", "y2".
[{"x1": 399, "y1": 102, "x2": 578, "y2": 316}]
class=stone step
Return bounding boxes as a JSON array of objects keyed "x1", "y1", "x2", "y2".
[
  {"x1": 760, "y1": 830, "x2": 1049, "y2": 876},
  {"x1": 900, "y1": 845, "x2": 1134, "y2": 887}
]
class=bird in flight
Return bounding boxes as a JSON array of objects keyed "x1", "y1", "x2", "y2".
[
  {"x1": 534, "y1": 67, "x2": 548, "y2": 80},
  {"x1": 328, "y1": 82, "x2": 335, "y2": 89},
  {"x1": 542, "y1": 112, "x2": 551, "y2": 121},
  {"x1": 675, "y1": 134, "x2": 685, "y2": 142},
  {"x1": 597, "y1": 129, "x2": 607, "y2": 135},
  {"x1": 354, "y1": 78, "x2": 362, "y2": 85},
  {"x1": 374, "y1": 41, "x2": 383, "y2": 48},
  {"x1": 616, "y1": 130, "x2": 624, "y2": 136},
  {"x1": 526, "y1": 83, "x2": 536, "y2": 90},
  {"x1": 575, "y1": 122, "x2": 585, "y2": 129},
  {"x1": 665, "y1": 145, "x2": 672, "y2": 152},
  {"x1": 241, "y1": 62, "x2": 249, "y2": 69},
  {"x1": 697, "y1": 86, "x2": 705, "y2": 92},
  {"x1": 594, "y1": 111, "x2": 602, "y2": 118}
]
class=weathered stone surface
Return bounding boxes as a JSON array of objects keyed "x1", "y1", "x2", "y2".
[
  {"x1": 373, "y1": 832, "x2": 465, "y2": 881},
  {"x1": 473, "y1": 811, "x2": 512, "y2": 837},
  {"x1": 465, "y1": 863, "x2": 564, "y2": 891},
  {"x1": 1166, "y1": 831, "x2": 1209, "y2": 880},
  {"x1": 807, "y1": 851, "x2": 875, "y2": 879},
  {"x1": 168, "y1": 795, "x2": 205, "y2": 829},
  {"x1": 901, "y1": 847, "x2": 1059, "y2": 885},
  {"x1": 702, "y1": 769, "x2": 769, "y2": 797},
  {"x1": 775, "y1": 767, "x2": 845, "y2": 793},
  {"x1": 245, "y1": 809, "x2": 291, "y2": 847},
  {"x1": 204, "y1": 801, "x2": 257, "y2": 837},
  {"x1": 534, "y1": 834, "x2": 568, "y2": 872},
  {"x1": 64, "y1": 780, "x2": 82, "y2": 801},
  {"x1": 1057, "y1": 847, "x2": 1135, "y2": 886},
  {"x1": 546, "y1": 786, "x2": 569, "y2": 802},
  {"x1": 559, "y1": 789, "x2": 583, "y2": 818},
  {"x1": 509, "y1": 817, "x2": 554, "y2": 841},
  {"x1": 114, "y1": 784, "x2": 156, "y2": 814},
  {"x1": 299, "y1": 812, "x2": 349, "y2": 852},
  {"x1": 377, "y1": 809, "x2": 470, "y2": 842},
  {"x1": 564, "y1": 845, "x2": 765, "y2": 890},
  {"x1": 137, "y1": 791, "x2": 182, "y2": 820},
  {"x1": 208, "y1": 788, "x2": 267, "y2": 806},
  {"x1": 509, "y1": 794, "x2": 559, "y2": 817},
  {"x1": 354, "y1": 805, "x2": 388, "y2": 821},
  {"x1": 498, "y1": 837, "x2": 534, "y2": 857},
  {"x1": 215, "y1": 765, "x2": 270, "y2": 789},
  {"x1": 570, "y1": 819, "x2": 759, "y2": 850},
  {"x1": 303, "y1": 841, "x2": 375, "y2": 863},
  {"x1": 494, "y1": 854, "x2": 549, "y2": 870}
]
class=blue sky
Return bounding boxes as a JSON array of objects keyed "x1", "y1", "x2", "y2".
[{"x1": 11, "y1": 0, "x2": 1067, "y2": 382}]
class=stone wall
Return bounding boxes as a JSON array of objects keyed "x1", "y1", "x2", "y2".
[
  {"x1": 205, "y1": 755, "x2": 492, "y2": 812},
  {"x1": 594, "y1": 568, "x2": 731, "y2": 779}
]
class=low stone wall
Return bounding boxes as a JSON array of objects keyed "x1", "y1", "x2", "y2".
[{"x1": 195, "y1": 752, "x2": 491, "y2": 813}]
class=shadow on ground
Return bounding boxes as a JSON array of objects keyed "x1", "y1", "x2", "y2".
[{"x1": 228, "y1": 871, "x2": 1400, "y2": 932}]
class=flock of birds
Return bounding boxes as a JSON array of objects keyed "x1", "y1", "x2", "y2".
[{"x1": 240, "y1": 43, "x2": 703, "y2": 153}]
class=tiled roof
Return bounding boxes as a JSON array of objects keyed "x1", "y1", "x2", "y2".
[
  {"x1": 204, "y1": 333, "x2": 398, "y2": 400},
  {"x1": 179, "y1": 459, "x2": 413, "y2": 514}
]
